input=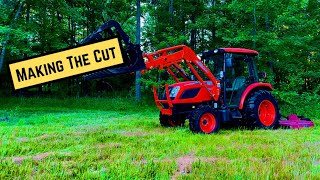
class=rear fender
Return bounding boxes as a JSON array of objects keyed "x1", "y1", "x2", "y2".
[{"x1": 238, "y1": 83, "x2": 273, "y2": 110}]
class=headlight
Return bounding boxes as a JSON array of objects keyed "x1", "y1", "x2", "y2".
[{"x1": 169, "y1": 86, "x2": 180, "y2": 98}]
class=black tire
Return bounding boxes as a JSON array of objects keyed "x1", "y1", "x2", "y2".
[
  {"x1": 159, "y1": 113, "x2": 185, "y2": 127},
  {"x1": 189, "y1": 105, "x2": 220, "y2": 134},
  {"x1": 243, "y1": 90, "x2": 280, "y2": 129}
]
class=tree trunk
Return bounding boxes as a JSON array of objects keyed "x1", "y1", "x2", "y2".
[
  {"x1": 135, "y1": 0, "x2": 141, "y2": 101},
  {"x1": 0, "y1": 0, "x2": 25, "y2": 72},
  {"x1": 26, "y1": 2, "x2": 30, "y2": 22},
  {"x1": 252, "y1": 5, "x2": 257, "y2": 49},
  {"x1": 190, "y1": 15, "x2": 196, "y2": 50},
  {"x1": 265, "y1": 0, "x2": 269, "y2": 31},
  {"x1": 169, "y1": 0, "x2": 173, "y2": 21}
]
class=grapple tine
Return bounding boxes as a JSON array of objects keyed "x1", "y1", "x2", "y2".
[{"x1": 81, "y1": 20, "x2": 145, "y2": 80}]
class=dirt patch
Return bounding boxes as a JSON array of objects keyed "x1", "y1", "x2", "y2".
[
  {"x1": 248, "y1": 157, "x2": 272, "y2": 163},
  {"x1": 171, "y1": 151, "x2": 196, "y2": 179},
  {"x1": 73, "y1": 131, "x2": 83, "y2": 135},
  {"x1": 171, "y1": 151, "x2": 229, "y2": 180},
  {"x1": 132, "y1": 157, "x2": 173, "y2": 166},
  {"x1": 16, "y1": 134, "x2": 53, "y2": 143},
  {"x1": 9, "y1": 152, "x2": 53, "y2": 164},
  {"x1": 122, "y1": 132, "x2": 149, "y2": 137},
  {"x1": 108, "y1": 143, "x2": 122, "y2": 148},
  {"x1": 199, "y1": 157, "x2": 226, "y2": 163},
  {"x1": 59, "y1": 152, "x2": 73, "y2": 156},
  {"x1": 36, "y1": 134, "x2": 50, "y2": 140},
  {"x1": 32, "y1": 152, "x2": 54, "y2": 161},
  {"x1": 12, "y1": 157, "x2": 25, "y2": 164},
  {"x1": 132, "y1": 158, "x2": 148, "y2": 165},
  {"x1": 75, "y1": 125, "x2": 102, "y2": 132},
  {"x1": 177, "y1": 155, "x2": 194, "y2": 174},
  {"x1": 95, "y1": 143, "x2": 122, "y2": 149},
  {"x1": 17, "y1": 137, "x2": 29, "y2": 142}
]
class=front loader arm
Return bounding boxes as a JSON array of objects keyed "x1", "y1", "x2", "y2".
[{"x1": 143, "y1": 45, "x2": 221, "y2": 101}]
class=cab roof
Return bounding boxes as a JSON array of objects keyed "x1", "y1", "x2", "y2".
[
  {"x1": 220, "y1": 48, "x2": 258, "y2": 55},
  {"x1": 202, "y1": 48, "x2": 258, "y2": 59}
]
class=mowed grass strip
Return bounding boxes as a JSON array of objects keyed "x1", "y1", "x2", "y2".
[{"x1": 0, "y1": 97, "x2": 319, "y2": 179}]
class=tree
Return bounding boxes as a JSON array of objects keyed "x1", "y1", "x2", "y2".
[
  {"x1": 0, "y1": 0, "x2": 25, "y2": 72},
  {"x1": 136, "y1": 0, "x2": 141, "y2": 101}
]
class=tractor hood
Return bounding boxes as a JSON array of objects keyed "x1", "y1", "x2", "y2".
[
  {"x1": 169, "y1": 81, "x2": 213, "y2": 88},
  {"x1": 165, "y1": 80, "x2": 214, "y2": 100}
]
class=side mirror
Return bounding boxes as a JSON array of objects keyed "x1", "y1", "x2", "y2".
[
  {"x1": 219, "y1": 71, "x2": 224, "y2": 78},
  {"x1": 226, "y1": 57, "x2": 233, "y2": 68},
  {"x1": 258, "y1": 72, "x2": 267, "y2": 80},
  {"x1": 190, "y1": 75, "x2": 195, "y2": 81}
]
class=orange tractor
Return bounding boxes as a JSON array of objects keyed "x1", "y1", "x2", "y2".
[
  {"x1": 143, "y1": 45, "x2": 280, "y2": 133},
  {"x1": 83, "y1": 20, "x2": 313, "y2": 133}
]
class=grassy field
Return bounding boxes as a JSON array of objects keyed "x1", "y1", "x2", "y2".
[{"x1": 0, "y1": 97, "x2": 319, "y2": 179}]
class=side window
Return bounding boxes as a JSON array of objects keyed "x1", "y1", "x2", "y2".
[{"x1": 233, "y1": 59, "x2": 249, "y2": 78}]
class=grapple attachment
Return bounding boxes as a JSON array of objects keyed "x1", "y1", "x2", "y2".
[
  {"x1": 81, "y1": 20, "x2": 145, "y2": 80},
  {"x1": 279, "y1": 114, "x2": 315, "y2": 129}
]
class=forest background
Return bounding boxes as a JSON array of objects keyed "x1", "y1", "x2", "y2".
[{"x1": 0, "y1": 0, "x2": 319, "y2": 115}]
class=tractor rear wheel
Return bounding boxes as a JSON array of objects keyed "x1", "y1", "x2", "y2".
[
  {"x1": 189, "y1": 105, "x2": 220, "y2": 134},
  {"x1": 243, "y1": 90, "x2": 280, "y2": 129},
  {"x1": 159, "y1": 113, "x2": 185, "y2": 127}
]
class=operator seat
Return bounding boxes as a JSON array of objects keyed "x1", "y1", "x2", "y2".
[{"x1": 226, "y1": 76, "x2": 246, "y2": 91}]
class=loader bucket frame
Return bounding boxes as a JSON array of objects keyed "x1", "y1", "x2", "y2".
[{"x1": 82, "y1": 20, "x2": 145, "y2": 80}]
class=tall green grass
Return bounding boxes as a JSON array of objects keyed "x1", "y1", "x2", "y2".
[{"x1": 0, "y1": 97, "x2": 319, "y2": 179}]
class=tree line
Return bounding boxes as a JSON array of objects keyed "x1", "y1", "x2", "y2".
[{"x1": 0, "y1": 0, "x2": 319, "y2": 97}]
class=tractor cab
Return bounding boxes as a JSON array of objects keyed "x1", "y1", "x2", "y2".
[{"x1": 202, "y1": 48, "x2": 260, "y2": 107}]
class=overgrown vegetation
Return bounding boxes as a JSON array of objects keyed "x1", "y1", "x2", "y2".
[
  {"x1": 0, "y1": 0, "x2": 319, "y2": 96},
  {"x1": 0, "y1": 97, "x2": 319, "y2": 179},
  {"x1": 273, "y1": 90, "x2": 320, "y2": 119}
]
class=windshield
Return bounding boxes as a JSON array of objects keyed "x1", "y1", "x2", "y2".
[
  {"x1": 202, "y1": 53, "x2": 258, "y2": 82},
  {"x1": 202, "y1": 54, "x2": 224, "y2": 79}
]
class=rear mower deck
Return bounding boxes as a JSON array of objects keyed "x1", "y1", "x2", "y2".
[{"x1": 279, "y1": 114, "x2": 315, "y2": 129}]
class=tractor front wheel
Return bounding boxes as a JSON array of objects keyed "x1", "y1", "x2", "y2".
[
  {"x1": 159, "y1": 113, "x2": 185, "y2": 127},
  {"x1": 189, "y1": 106, "x2": 220, "y2": 134},
  {"x1": 243, "y1": 90, "x2": 280, "y2": 129}
]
